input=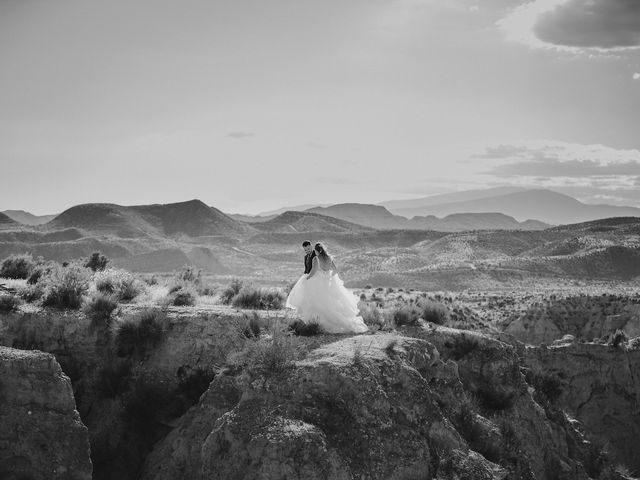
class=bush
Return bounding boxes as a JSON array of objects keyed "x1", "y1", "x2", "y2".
[
  {"x1": 228, "y1": 327, "x2": 302, "y2": 378},
  {"x1": 524, "y1": 369, "x2": 563, "y2": 403},
  {"x1": 220, "y1": 278, "x2": 243, "y2": 305},
  {"x1": 232, "y1": 285, "x2": 285, "y2": 310},
  {"x1": 27, "y1": 261, "x2": 54, "y2": 285},
  {"x1": 115, "y1": 309, "x2": 167, "y2": 357},
  {"x1": 0, "y1": 254, "x2": 35, "y2": 279},
  {"x1": 359, "y1": 302, "x2": 386, "y2": 330},
  {"x1": 83, "y1": 293, "x2": 118, "y2": 324},
  {"x1": 389, "y1": 304, "x2": 422, "y2": 326},
  {"x1": 240, "y1": 311, "x2": 262, "y2": 338},
  {"x1": 289, "y1": 319, "x2": 322, "y2": 336},
  {"x1": 40, "y1": 263, "x2": 91, "y2": 309},
  {"x1": 84, "y1": 251, "x2": 109, "y2": 272},
  {"x1": 94, "y1": 359, "x2": 133, "y2": 399},
  {"x1": 94, "y1": 268, "x2": 144, "y2": 301},
  {"x1": 17, "y1": 284, "x2": 43, "y2": 303},
  {"x1": 418, "y1": 299, "x2": 450, "y2": 325},
  {"x1": 444, "y1": 334, "x2": 479, "y2": 361},
  {"x1": 0, "y1": 294, "x2": 21, "y2": 312},
  {"x1": 169, "y1": 284, "x2": 197, "y2": 306}
]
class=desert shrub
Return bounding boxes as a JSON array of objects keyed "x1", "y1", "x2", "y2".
[
  {"x1": 26, "y1": 261, "x2": 55, "y2": 285},
  {"x1": 0, "y1": 253, "x2": 35, "y2": 279},
  {"x1": 177, "y1": 366, "x2": 217, "y2": 404},
  {"x1": 115, "y1": 309, "x2": 167, "y2": 357},
  {"x1": 0, "y1": 294, "x2": 21, "y2": 312},
  {"x1": 365, "y1": 284, "x2": 372, "y2": 289},
  {"x1": 228, "y1": 327, "x2": 302, "y2": 377},
  {"x1": 240, "y1": 311, "x2": 263, "y2": 338},
  {"x1": 94, "y1": 359, "x2": 133, "y2": 399},
  {"x1": 444, "y1": 334, "x2": 479, "y2": 361},
  {"x1": 359, "y1": 293, "x2": 367, "y2": 301},
  {"x1": 220, "y1": 278, "x2": 244, "y2": 305},
  {"x1": 359, "y1": 302, "x2": 387, "y2": 330},
  {"x1": 40, "y1": 263, "x2": 91, "y2": 309},
  {"x1": 83, "y1": 293, "x2": 118, "y2": 324},
  {"x1": 169, "y1": 284, "x2": 198, "y2": 306},
  {"x1": 94, "y1": 268, "x2": 145, "y2": 301},
  {"x1": 384, "y1": 338, "x2": 398, "y2": 356},
  {"x1": 289, "y1": 319, "x2": 322, "y2": 336},
  {"x1": 389, "y1": 304, "x2": 422, "y2": 326},
  {"x1": 143, "y1": 274, "x2": 159, "y2": 286},
  {"x1": 232, "y1": 285, "x2": 285, "y2": 310},
  {"x1": 454, "y1": 396, "x2": 501, "y2": 463},
  {"x1": 418, "y1": 299, "x2": 450, "y2": 325},
  {"x1": 524, "y1": 369, "x2": 563, "y2": 403},
  {"x1": 16, "y1": 283, "x2": 43, "y2": 303},
  {"x1": 84, "y1": 251, "x2": 109, "y2": 272}
]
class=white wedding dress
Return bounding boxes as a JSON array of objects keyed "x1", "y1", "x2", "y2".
[{"x1": 286, "y1": 266, "x2": 368, "y2": 334}]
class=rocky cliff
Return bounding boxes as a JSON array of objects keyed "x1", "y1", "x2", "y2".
[{"x1": 0, "y1": 346, "x2": 92, "y2": 480}]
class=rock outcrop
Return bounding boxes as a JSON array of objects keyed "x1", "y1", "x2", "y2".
[
  {"x1": 0, "y1": 346, "x2": 92, "y2": 480},
  {"x1": 141, "y1": 330, "x2": 626, "y2": 480},
  {"x1": 524, "y1": 341, "x2": 640, "y2": 473}
]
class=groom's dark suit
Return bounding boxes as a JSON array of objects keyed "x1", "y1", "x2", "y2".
[{"x1": 304, "y1": 251, "x2": 316, "y2": 274}]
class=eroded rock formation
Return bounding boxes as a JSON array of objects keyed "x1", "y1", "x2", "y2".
[{"x1": 0, "y1": 346, "x2": 92, "y2": 480}]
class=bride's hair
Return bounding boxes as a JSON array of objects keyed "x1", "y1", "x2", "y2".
[{"x1": 314, "y1": 242, "x2": 332, "y2": 262}]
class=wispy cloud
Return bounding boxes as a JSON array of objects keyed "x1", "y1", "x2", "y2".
[
  {"x1": 497, "y1": 0, "x2": 640, "y2": 52},
  {"x1": 227, "y1": 131, "x2": 255, "y2": 139}
]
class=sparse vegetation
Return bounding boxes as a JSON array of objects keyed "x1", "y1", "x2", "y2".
[
  {"x1": 388, "y1": 304, "x2": 422, "y2": 326},
  {"x1": 228, "y1": 326, "x2": 302, "y2": 377},
  {"x1": 444, "y1": 334, "x2": 479, "y2": 361},
  {"x1": 168, "y1": 284, "x2": 197, "y2": 306},
  {"x1": 40, "y1": 263, "x2": 91, "y2": 309},
  {"x1": 220, "y1": 278, "x2": 244, "y2": 305},
  {"x1": 94, "y1": 268, "x2": 145, "y2": 301},
  {"x1": 524, "y1": 369, "x2": 563, "y2": 403},
  {"x1": 84, "y1": 251, "x2": 110, "y2": 272},
  {"x1": 115, "y1": 309, "x2": 167, "y2": 357},
  {"x1": 0, "y1": 253, "x2": 35, "y2": 279},
  {"x1": 0, "y1": 293, "x2": 21, "y2": 312},
  {"x1": 240, "y1": 311, "x2": 263, "y2": 338},
  {"x1": 418, "y1": 298, "x2": 450, "y2": 325},
  {"x1": 83, "y1": 293, "x2": 119, "y2": 324},
  {"x1": 232, "y1": 285, "x2": 285, "y2": 310},
  {"x1": 289, "y1": 319, "x2": 322, "y2": 336}
]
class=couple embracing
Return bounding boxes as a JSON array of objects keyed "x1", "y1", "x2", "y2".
[{"x1": 286, "y1": 241, "x2": 368, "y2": 334}]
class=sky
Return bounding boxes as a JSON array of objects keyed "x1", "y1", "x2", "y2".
[{"x1": 1, "y1": 0, "x2": 639, "y2": 215}]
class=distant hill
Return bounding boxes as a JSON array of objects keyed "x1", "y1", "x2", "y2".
[
  {"x1": 306, "y1": 204, "x2": 406, "y2": 229},
  {"x1": 0, "y1": 212, "x2": 20, "y2": 229},
  {"x1": 46, "y1": 199, "x2": 253, "y2": 239},
  {"x1": 252, "y1": 211, "x2": 374, "y2": 234},
  {"x1": 130, "y1": 200, "x2": 253, "y2": 238},
  {"x1": 2, "y1": 210, "x2": 58, "y2": 225},
  {"x1": 228, "y1": 213, "x2": 277, "y2": 223},
  {"x1": 379, "y1": 186, "x2": 527, "y2": 211},
  {"x1": 408, "y1": 212, "x2": 549, "y2": 231},
  {"x1": 387, "y1": 189, "x2": 640, "y2": 225},
  {"x1": 306, "y1": 203, "x2": 548, "y2": 231},
  {"x1": 258, "y1": 203, "x2": 328, "y2": 216}
]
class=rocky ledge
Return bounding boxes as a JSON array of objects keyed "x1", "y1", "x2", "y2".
[{"x1": 0, "y1": 346, "x2": 92, "y2": 480}]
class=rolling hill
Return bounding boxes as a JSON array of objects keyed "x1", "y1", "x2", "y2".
[
  {"x1": 0, "y1": 213, "x2": 20, "y2": 230},
  {"x1": 379, "y1": 186, "x2": 527, "y2": 211},
  {"x1": 251, "y1": 211, "x2": 374, "y2": 234},
  {"x1": 2, "y1": 210, "x2": 58, "y2": 225},
  {"x1": 46, "y1": 199, "x2": 253, "y2": 239},
  {"x1": 306, "y1": 203, "x2": 549, "y2": 231}
]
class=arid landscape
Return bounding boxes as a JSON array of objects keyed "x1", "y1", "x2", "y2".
[{"x1": 1, "y1": 194, "x2": 640, "y2": 479}]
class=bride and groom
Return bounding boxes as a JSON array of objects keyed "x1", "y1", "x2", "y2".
[{"x1": 286, "y1": 241, "x2": 368, "y2": 333}]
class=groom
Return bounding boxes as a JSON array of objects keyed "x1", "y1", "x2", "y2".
[{"x1": 302, "y1": 240, "x2": 316, "y2": 275}]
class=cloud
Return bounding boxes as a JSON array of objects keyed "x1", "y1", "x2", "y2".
[
  {"x1": 477, "y1": 141, "x2": 640, "y2": 177},
  {"x1": 634, "y1": 73, "x2": 640, "y2": 80},
  {"x1": 498, "y1": 0, "x2": 640, "y2": 52},
  {"x1": 227, "y1": 131, "x2": 255, "y2": 139},
  {"x1": 306, "y1": 141, "x2": 327, "y2": 150},
  {"x1": 314, "y1": 176, "x2": 359, "y2": 185}
]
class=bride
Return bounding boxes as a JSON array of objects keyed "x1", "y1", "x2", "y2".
[{"x1": 286, "y1": 242, "x2": 368, "y2": 334}]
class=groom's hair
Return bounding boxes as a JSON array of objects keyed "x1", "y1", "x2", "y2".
[{"x1": 302, "y1": 241, "x2": 311, "y2": 247}]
